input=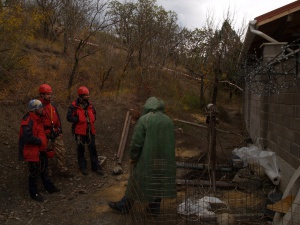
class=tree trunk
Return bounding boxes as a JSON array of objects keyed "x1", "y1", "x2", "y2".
[
  {"x1": 200, "y1": 77, "x2": 204, "y2": 103},
  {"x1": 100, "y1": 66, "x2": 113, "y2": 90},
  {"x1": 229, "y1": 87, "x2": 233, "y2": 102},
  {"x1": 211, "y1": 77, "x2": 219, "y2": 104},
  {"x1": 211, "y1": 57, "x2": 221, "y2": 104},
  {"x1": 116, "y1": 51, "x2": 133, "y2": 95},
  {"x1": 67, "y1": 40, "x2": 83, "y2": 100},
  {"x1": 138, "y1": 46, "x2": 142, "y2": 67},
  {"x1": 43, "y1": 21, "x2": 49, "y2": 40},
  {"x1": 67, "y1": 59, "x2": 78, "y2": 100},
  {"x1": 63, "y1": 32, "x2": 68, "y2": 54}
]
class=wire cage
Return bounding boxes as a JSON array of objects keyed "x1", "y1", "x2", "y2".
[
  {"x1": 120, "y1": 158, "x2": 178, "y2": 225},
  {"x1": 118, "y1": 155, "x2": 278, "y2": 225},
  {"x1": 175, "y1": 157, "x2": 275, "y2": 225},
  {"x1": 115, "y1": 116, "x2": 297, "y2": 224}
]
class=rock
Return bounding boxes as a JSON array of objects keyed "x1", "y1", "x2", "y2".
[
  {"x1": 216, "y1": 213, "x2": 235, "y2": 225},
  {"x1": 112, "y1": 165, "x2": 123, "y2": 175},
  {"x1": 77, "y1": 189, "x2": 88, "y2": 194}
]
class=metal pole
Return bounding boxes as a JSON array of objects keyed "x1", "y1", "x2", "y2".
[
  {"x1": 206, "y1": 104, "x2": 217, "y2": 192},
  {"x1": 211, "y1": 112, "x2": 217, "y2": 192}
]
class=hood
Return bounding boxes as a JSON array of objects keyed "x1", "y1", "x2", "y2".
[{"x1": 141, "y1": 97, "x2": 165, "y2": 116}]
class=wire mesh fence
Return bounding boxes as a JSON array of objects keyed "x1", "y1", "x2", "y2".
[
  {"x1": 117, "y1": 156, "x2": 283, "y2": 225},
  {"x1": 114, "y1": 120, "x2": 300, "y2": 224}
]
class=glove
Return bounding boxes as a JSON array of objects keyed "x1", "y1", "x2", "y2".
[
  {"x1": 130, "y1": 159, "x2": 137, "y2": 166},
  {"x1": 46, "y1": 148, "x2": 55, "y2": 158},
  {"x1": 73, "y1": 116, "x2": 79, "y2": 123}
]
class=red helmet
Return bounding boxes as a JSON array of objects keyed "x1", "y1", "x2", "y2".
[
  {"x1": 78, "y1": 86, "x2": 89, "y2": 95},
  {"x1": 39, "y1": 84, "x2": 52, "y2": 93}
]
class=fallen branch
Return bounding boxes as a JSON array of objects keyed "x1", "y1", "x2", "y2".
[
  {"x1": 219, "y1": 80, "x2": 243, "y2": 91},
  {"x1": 174, "y1": 119, "x2": 244, "y2": 137},
  {"x1": 176, "y1": 179, "x2": 236, "y2": 188},
  {"x1": 176, "y1": 162, "x2": 232, "y2": 172}
]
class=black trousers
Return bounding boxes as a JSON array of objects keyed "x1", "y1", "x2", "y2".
[
  {"x1": 28, "y1": 152, "x2": 55, "y2": 197},
  {"x1": 76, "y1": 134, "x2": 99, "y2": 171}
]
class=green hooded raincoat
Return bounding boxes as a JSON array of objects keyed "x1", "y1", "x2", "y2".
[{"x1": 125, "y1": 97, "x2": 176, "y2": 202}]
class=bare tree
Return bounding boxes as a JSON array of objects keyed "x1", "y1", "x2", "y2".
[
  {"x1": 178, "y1": 27, "x2": 211, "y2": 104},
  {"x1": 35, "y1": 0, "x2": 61, "y2": 40},
  {"x1": 109, "y1": 0, "x2": 184, "y2": 94},
  {"x1": 178, "y1": 8, "x2": 245, "y2": 105},
  {"x1": 0, "y1": 1, "x2": 38, "y2": 75},
  {"x1": 58, "y1": 0, "x2": 114, "y2": 98},
  {"x1": 60, "y1": 0, "x2": 91, "y2": 55},
  {"x1": 208, "y1": 19, "x2": 243, "y2": 104}
]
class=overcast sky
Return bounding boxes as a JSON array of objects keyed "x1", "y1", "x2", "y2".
[{"x1": 156, "y1": 0, "x2": 297, "y2": 30}]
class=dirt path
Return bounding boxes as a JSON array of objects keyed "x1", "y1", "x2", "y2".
[{"x1": 0, "y1": 98, "x2": 245, "y2": 225}]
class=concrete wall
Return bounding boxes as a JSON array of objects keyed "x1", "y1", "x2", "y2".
[{"x1": 243, "y1": 77, "x2": 300, "y2": 190}]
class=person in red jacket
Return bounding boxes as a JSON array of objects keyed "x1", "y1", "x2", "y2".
[
  {"x1": 39, "y1": 84, "x2": 72, "y2": 177},
  {"x1": 66, "y1": 86, "x2": 104, "y2": 176},
  {"x1": 19, "y1": 99, "x2": 60, "y2": 202}
]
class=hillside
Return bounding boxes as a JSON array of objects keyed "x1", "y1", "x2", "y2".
[
  {"x1": 0, "y1": 24, "x2": 248, "y2": 223},
  {"x1": 0, "y1": 89, "x2": 246, "y2": 224}
]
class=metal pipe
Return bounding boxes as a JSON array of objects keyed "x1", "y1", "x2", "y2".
[
  {"x1": 249, "y1": 20, "x2": 293, "y2": 53},
  {"x1": 249, "y1": 20, "x2": 279, "y2": 43}
]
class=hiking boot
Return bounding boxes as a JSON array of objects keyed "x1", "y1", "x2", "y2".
[
  {"x1": 93, "y1": 168, "x2": 104, "y2": 176},
  {"x1": 48, "y1": 168, "x2": 53, "y2": 177},
  {"x1": 108, "y1": 201, "x2": 129, "y2": 214},
  {"x1": 147, "y1": 199, "x2": 161, "y2": 216},
  {"x1": 80, "y1": 168, "x2": 88, "y2": 175},
  {"x1": 47, "y1": 186, "x2": 60, "y2": 194},
  {"x1": 31, "y1": 193, "x2": 44, "y2": 202},
  {"x1": 146, "y1": 206, "x2": 160, "y2": 216}
]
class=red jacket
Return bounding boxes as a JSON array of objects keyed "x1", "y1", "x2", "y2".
[
  {"x1": 18, "y1": 112, "x2": 48, "y2": 162},
  {"x1": 40, "y1": 98, "x2": 62, "y2": 134},
  {"x1": 66, "y1": 99, "x2": 96, "y2": 135}
]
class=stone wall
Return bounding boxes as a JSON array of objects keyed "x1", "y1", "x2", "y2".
[{"x1": 243, "y1": 78, "x2": 300, "y2": 190}]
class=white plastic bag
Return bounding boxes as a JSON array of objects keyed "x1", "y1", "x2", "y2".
[
  {"x1": 232, "y1": 142, "x2": 281, "y2": 185},
  {"x1": 177, "y1": 198, "x2": 211, "y2": 216},
  {"x1": 177, "y1": 196, "x2": 225, "y2": 217}
]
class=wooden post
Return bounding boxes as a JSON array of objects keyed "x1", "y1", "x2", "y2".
[
  {"x1": 117, "y1": 111, "x2": 129, "y2": 159},
  {"x1": 117, "y1": 111, "x2": 130, "y2": 162},
  {"x1": 118, "y1": 114, "x2": 131, "y2": 164}
]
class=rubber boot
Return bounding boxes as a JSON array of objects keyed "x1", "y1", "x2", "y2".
[{"x1": 147, "y1": 198, "x2": 162, "y2": 215}]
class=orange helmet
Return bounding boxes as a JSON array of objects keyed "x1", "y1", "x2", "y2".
[
  {"x1": 39, "y1": 84, "x2": 52, "y2": 93},
  {"x1": 78, "y1": 86, "x2": 89, "y2": 95}
]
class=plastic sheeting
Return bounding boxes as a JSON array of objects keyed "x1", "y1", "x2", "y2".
[
  {"x1": 232, "y1": 142, "x2": 281, "y2": 185},
  {"x1": 177, "y1": 196, "x2": 226, "y2": 217}
]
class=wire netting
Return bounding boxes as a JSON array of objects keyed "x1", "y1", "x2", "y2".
[{"x1": 116, "y1": 123, "x2": 299, "y2": 224}]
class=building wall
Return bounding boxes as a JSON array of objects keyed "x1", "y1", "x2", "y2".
[{"x1": 244, "y1": 79, "x2": 300, "y2": 190}]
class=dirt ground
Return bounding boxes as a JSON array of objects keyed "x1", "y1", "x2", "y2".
[{"x1": 0, "y1": 96, "x2": 246, "y2": 225}]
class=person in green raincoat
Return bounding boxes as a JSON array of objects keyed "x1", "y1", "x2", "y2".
[{"x1": 108, "y1": 97, "x2": 176, "y2": 214}]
